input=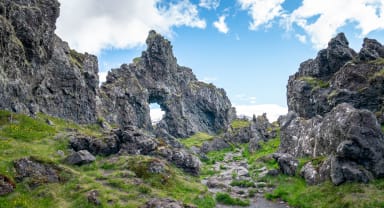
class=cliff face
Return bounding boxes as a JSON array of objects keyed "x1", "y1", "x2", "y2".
[
  {"x1": 281, "y1": 33, "x2": 384, "y2": 185},
  {"x1": 99, "y1": 31, "x2": 234, "y2": 138},
  {"x1": 0, "y1": 0, "x2": 99, "y2": 123},
  {"x1": 0, "y1": 1, "x2": 234, "y2": 138}
]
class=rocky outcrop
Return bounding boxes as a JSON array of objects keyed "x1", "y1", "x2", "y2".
[
  {"x1": 280, "y1": 103, "x2": 384, "y2": 185},
  {"x1": 0, "y1": 0, "x2": 99, "y2": 123},
  {"x1": 287, "y1": 33, "x2": 384, "y2": 121},
  {"x1": 70, "y1": 126, "x2": 201, "y2": 175},
  {"x1": 272, "y1": 153, "x2": 298, "y2": 176},
  {"x1": 14, "y1": 157, "x2": 65, "y2": 188},
  {"x1": 99, "y1": 31, "x2": 234, "y2": 138}
]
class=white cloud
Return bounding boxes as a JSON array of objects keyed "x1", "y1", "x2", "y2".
[
  {"x1": 98, "y1": 71, "x2": 108, "y2": 84},
  {"x1": 199, "y1": 0, "x2": 220, "y2": 10},
  {"x1": 213, "y1": 15, "x2": 229, "y2": 33},
  {"x1": 234, "y1": 104, "x2": 288, "y2": 122},
  {"x1": 237, "y1": 0, "x2": 285, "y2": 30},
  {"x1": 285, "y1": 0, "x2": 384, "y2": 49},
  {"x1": 295, "y1": 34, "x2": 307, "y2": 43},
  {"x1": 56, "y1": 0, "x2": 206, "y2": 54}
]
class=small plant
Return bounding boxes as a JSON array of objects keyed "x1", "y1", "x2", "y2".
[
  {"x1": 231, "y1": 119, "x2": 251, "y2": 129},
  {"x1": 215, "y1": 192, "x2": 250, "y2": 206}
]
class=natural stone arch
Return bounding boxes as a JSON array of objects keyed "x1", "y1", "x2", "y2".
[{"x1": 99, "y1": 31, "x2": 235, "y2": 138}]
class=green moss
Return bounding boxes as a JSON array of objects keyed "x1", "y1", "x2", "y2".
[
  {"x1": 180, "y1": 132, "x2": 214, "y2": 148},
  {"x1": 215, "y1": 192, "x2": 250, "y2": 206},
  {"x1": 133, "y1": 57, "x2": 141, "y2": 64},
  {"x1": 231, "y1": 119, "x2": 251, "y2": 129},
  {"x1": 370, "y1": 68, "x2": 384, "y2": 81},
  {"x1": 369, "y1": 57, "x2": 384, "y2": 65}
]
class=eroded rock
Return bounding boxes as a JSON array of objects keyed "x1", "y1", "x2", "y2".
[
  {"x1": 99, "y1": 31, "x2": 233, "y2": 138},
  {"x1": 272, "y1": 153, "x2": 298, "y2": 176}
]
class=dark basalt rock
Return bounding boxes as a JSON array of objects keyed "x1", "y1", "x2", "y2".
[
  {"x1": 280, "y1": 103, "x2": 384, "y2": 185},
  {"x1": 14, "y1": 157, "x2": 65, "y2": 188},
  {"x1": 0, "y1": 0, "x2": 99, "y2": 123},
  {"x1": 70, "y1": 127, "x2": 201, "y2": 175},
  {"x1": 0, "y1": 174, "x2": 15, "y2": 196},
  {"x1": 272, "y1": 153, "x2": 298, "y2": 176},
  {"x1": 287, "y1": 33, "x2": 384, "y2": 120},
  {"x1": 99, "y1": 30, "x2": 234, "y2": 138},
  {"x1": 64, "y1": 150, "x2": 96, "y2": 165}
]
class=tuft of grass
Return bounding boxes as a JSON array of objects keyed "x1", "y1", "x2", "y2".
[
  {"x1": 215, "y1": 192, "x2": 250, "y2": 206},
  {"x1": 231, "y1": 119, "x2": 251, "y2": 129},
  {"x1": 299, "y1": 76, "x2": 330, "y2": 90},
  {"x1": 180, "y1": 132, "x2": 214, "y2": 148}
]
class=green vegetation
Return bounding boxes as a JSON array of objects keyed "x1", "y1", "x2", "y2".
[
  {"x1": 69, "y1": 49, "x2": 84, "y2": 69},
  {"x1": 230, "y1": 179, "x2": 255, "y2": 188},
  {"x1": 231, "y1": 119, "x2": 251, "y2": 129},
  {"x1": 369, "y1": 57, "x2": 384, "y2": 65},
  {"x1": 299, "y1": 76, "x2": 330, "y2": 90},
  {"x1": 133, "y1": 57, "x2": 141, "y2": 64},
  {"x1": 215, "y1": 192, "x2": 250, "y2": 206},
  {"x1": 370, "y1": 68, "x2": 384, "y2": 81},
  {"x1": 180, "y1": 132, "x2": 214, "y2": 148},
  {"x1": 0, "y1": 110, "x2": 215, "y2": 208}
]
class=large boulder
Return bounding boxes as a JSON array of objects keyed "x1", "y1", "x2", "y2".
[
  {"x1": 99, "y1": 30, "x2": 234, "y2": 138},
  {"x1": 273, "y1": 153, "x2": 298, "y2": 176},
  {"x1": 280, "y1": 103, "x2": 384, "y2": 185},
  {"x1": 0, "y1": 0, "x2": 99, "y2": 123}
]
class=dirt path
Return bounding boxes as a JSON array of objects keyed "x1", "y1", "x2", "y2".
[{"x1": 202, "y1": 150, "x2": 289, "y2": 208}]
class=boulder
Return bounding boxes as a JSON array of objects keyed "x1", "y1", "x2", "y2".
[
  {"x1": 300, "y1": 162, "x2": 319, "y2": 185},
  {"x1": 65, "y1": 150, "x2": 96, "y2": 165},
  {"x1": 272, "y1": 153, "x2": 298, "y2": 176},
  {"x1": 0, "y1": 174, "x2": 15, "y2": 196},
  {"x1": 70, "y1": 134, "x2": 120, "y2": 156},
  {"x1": 200, "y1": 138, "x2": 231, "y2": 153}
]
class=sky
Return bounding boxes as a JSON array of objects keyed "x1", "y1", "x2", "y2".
[{"x1": 56, "y1": 0, "x2": 384, "y2": 122}]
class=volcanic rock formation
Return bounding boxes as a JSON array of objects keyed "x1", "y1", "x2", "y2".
[
  {"x1": 0, "y1": 0, "x2": 99, "y2": 123},
  {"x1": 99, "y1": 30, "x2": 234, "y2": 138},
  {"x1": 281, "y1": 33, "x2": 384, "y2": 185}
]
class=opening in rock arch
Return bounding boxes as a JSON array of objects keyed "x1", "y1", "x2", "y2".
[{"x1": 149, "y1": 103, "x2": 165, "y2": 125}]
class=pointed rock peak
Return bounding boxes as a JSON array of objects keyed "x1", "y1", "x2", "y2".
[
  {"x1": 328, "y1": 33, "x2": 349, "y2": 48},
  {"x1": 145, "y1": 30, "x2": 175, "y2": 62}
]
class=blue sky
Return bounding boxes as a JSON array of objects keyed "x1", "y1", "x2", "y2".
[{"x1": 56, "y1": 0, "x2": 384, "y2": 121}]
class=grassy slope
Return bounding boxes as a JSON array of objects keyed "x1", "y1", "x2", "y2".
[{"x1": 0, "y1": 111, "x2": 214, "y2": 208}]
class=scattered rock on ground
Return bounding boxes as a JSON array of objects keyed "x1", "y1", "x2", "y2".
[
  {"x1": 65, "y1": 150, "x2": 96, "y2": 165},
  {"x1": 87, "y1": 190, "x2": 101, "y2": 205},
  {"x1": 141, "y1": 198, "x2": 196, "y2": 208}
]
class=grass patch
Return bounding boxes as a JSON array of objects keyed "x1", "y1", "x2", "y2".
[
  {"x1": 0, "y1": 110, "x2": 215, "y2": 208},
  {"x1": 215, "y1": 192, "x2": 250, "y2": 206},
  {"x1": 231, "y1": 119, "x2": 251, "y2": 129},
  {"x1": 180, "y1": 132, "x2": 214, "y2": 148},
  {"x1": 299, "y1": 76, "x2": 329, "y2": 90},
  {"x1": 265, "y1": 175, "x2": 384, "y2": 208}
]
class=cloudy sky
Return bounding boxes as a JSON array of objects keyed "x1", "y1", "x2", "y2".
[{"x1": 56, "y1": 0, "x2": 384, "y2": 121}]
